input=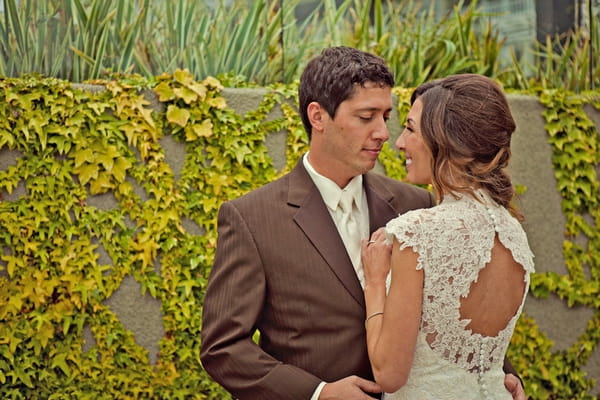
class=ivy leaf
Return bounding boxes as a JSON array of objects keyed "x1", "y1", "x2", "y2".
[
  {"x1": 48, "y1": 135, "x2": 72, "y2": 154},
  {"x1": 50, "y1": 353, "x2": 71, "y2": 377},
  {"x1": 186, "y1": 120, "x2": 213, "y2": 141},
  {"x1": 0, "y1": 129, "x2": 16, "y2": 148},
  {"x1": 203, "y1": 76, "x2": 223, "y2": 90},
  {"x1": 232, "y1": 144, "x2": 252, "y2": 164},
  {"x1": 73, "y1": 148, "x2": 95, "y2": 168},
  {"x1": 96, "y1": 153, "x2": 115, "y2": 172},
  {"x1": 89, "y1": 172, "x2": 113, "y2": 194},
  {"x1": 36, "y1": 321, "x2": 54, "y2": 348},
  {"x1": 14, "y1": 366, "x2": 34, "y2": 388},
  {"x1": 173, "y1": 87, "x2": 198, "y2": 104},
  {"x1": 173, "y1": 69, "x2": 193, "y2": 85},
  {"x1": 154, "y1": 82, "x2": 175, "y2": 102},
  {"x1": 166, "y1": 105, "x2": 190, "y2": 127},
  {"x1": 28, "y1": 115, "x2": 48, "y2": 150},
  {"x1": 74, "y1": 163, "x2": 99, "y2": 185},
  {"x1": 112, "y1": 157, "x2": 133, "y2": 183},
  {"x1": 187, "y1": 81, "x2": 207, "y2": 99},
  {"x1": 208, "y1": 96, "x2": 227, "y2": 109}
]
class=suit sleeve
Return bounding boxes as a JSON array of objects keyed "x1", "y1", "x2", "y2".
[{"x1": 200, "y1": 201, "x2": 321, "y2": 400}]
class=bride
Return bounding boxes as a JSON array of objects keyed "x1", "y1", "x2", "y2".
[{"x1": 361, "y1": 74, "x2": 534, "y2": 399}]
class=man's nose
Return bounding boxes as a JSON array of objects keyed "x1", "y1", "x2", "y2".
[{"x1": 373, "y1": 118, "x2": 390, "y2": 141}]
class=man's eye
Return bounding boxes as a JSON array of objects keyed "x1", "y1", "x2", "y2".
[{"x1": 359, "y1": 116, "x2": 373, "y2": 121}]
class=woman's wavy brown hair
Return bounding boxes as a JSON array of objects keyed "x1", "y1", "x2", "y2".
[{"x1": 411, "y1": 73, "x2": 522, "y2": 219}]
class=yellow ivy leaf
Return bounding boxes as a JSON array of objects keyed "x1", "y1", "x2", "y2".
[
  {"x1": 139, "y1": 103, "x2": 156, "y2": 129},
  {"x1": 166, "y1": 105, "x2": 190, "y2": 127},
  {"x1": 173, "y1": 68, "x2": 193, "y2": 85},
  {"x1": 96, "y1": 153, "x2": 115, "y2": 172},
  {"x1": 208, "y1": 96, "x2": 227, "y2": 109},
  {"x1": 14, "y1": 367, "x2": 34, "y2": 388},
  {"x1": 120, "y1": 122, "x2": 140, "y2": 146},
  {"x1": 154, "y1": 81, "x2": 175, "y2": 102},
  {"x1": 74, "y1": 163, "x2": 99, "y2": 185},
  {"x1": 50, "y1": 352, "x2": 71, "y2": 377},
  {"x1": 173, "y1": 86, "x2": 198, "y2": 104},
  {"x1": 5, "y1": 255, "x2": 24, "y2": 277},
  {"x1": 36, "y1": 321, "x2": 54, "y2": 348},
  {"x1": 112, "y1": 157, "x2": 132, "y2": 182},
  {"x1": 89, "y1": 171, "x2": 113, "y2": 194},
  {"x1": 186, "y1": 119, "x2": 213, "y2": 141},
  {"x1": 7, "y1": 295, "x2": 23, "y2": 316},
  {"x1": 73, "y1": 148, "x2": 95, "y2": 168},
  {"x1": 29, "y1": 114, "x2": 48, "y2": 150},
  {"x1": 187, "y1": 81, "x2": 207, "y2": 99},
  {"x1": 135, "y1": 237, "x2": 158, "y2": 268},
  {"x1": 203, "y1": 76, "x2": 223, "y2": 89}
]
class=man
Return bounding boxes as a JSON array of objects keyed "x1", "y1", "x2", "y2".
[{"x1": 200, "y1": 46, "x2": 525, "y2": 400}]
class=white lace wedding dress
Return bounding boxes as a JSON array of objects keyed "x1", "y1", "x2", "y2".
[{"x1": 382, "y1": 190, "x2": 535, "y2": 400}]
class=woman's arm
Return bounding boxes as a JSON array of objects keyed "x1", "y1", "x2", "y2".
[{"x1": 362, "y1": 232, "x2": 424, "y2": 393}]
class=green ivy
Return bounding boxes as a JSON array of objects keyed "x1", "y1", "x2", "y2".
[
  {"x1": 507, "y1": 89, "x2": 600, "y2": 400},
  {"x1": 0, "y1": 74, "x2": 599, "y2": 399}
]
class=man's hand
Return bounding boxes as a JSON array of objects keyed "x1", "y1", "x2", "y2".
[
  {"x1": 319, "y1": 376, "x2": 382, "y2": 400},
  {"x1": 505, "y1": 373, "x2": 526, "y2": 400}
]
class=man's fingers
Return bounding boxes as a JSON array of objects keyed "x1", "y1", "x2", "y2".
[{"x1": 354, "y1": 376, "x2": 382, "y2": 394}]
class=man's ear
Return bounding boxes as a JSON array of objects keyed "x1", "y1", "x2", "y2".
[{"x1": 307, "y1": 102, "x2": 325, "y2": 133}]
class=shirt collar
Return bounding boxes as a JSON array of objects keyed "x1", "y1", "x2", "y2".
[{"x1": 303, "y1": 152, "x2": 363, "y2": 212}]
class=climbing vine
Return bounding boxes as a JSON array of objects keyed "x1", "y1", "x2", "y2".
[
  {"x1": 508, "y1": 90, "x2": 600, "y2": 400},
  {"x1": 0, "y1": 75, "x2": 599, "y2": 399},
  {"x1": 0, "y1": 72, "x2": 305, "y2": 399}
]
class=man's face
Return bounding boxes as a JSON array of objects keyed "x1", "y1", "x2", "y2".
[{"x1": 310, "y1": 82, "x2": 392, "y2": 187}]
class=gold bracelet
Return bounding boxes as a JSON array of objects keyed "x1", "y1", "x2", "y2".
[{"x1": 365, "y1": 311, "x2": 384, "y2": 328}]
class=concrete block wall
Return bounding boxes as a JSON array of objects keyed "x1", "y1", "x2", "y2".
[{"x1": 1, "y1": 87, "x2": 598, "y2": 394}]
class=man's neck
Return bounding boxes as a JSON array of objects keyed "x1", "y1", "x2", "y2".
[{"x1": 305, "y1": 152, "x2": 354, "y2": 189}]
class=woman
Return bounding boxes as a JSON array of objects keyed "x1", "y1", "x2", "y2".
[{"x1": 361, "y1": 74, "x2": 534, "y2": 399}]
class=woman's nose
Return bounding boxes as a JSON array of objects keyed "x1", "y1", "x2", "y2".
[{"x1": 395, "y1": 131, "x2": 406, "y2": 150}]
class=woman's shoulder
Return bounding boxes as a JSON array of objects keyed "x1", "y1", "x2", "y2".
[{"x1": 384, "y1": 205, "x2": 447, "y2": 247}]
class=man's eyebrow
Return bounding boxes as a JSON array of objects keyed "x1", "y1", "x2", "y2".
[{"x1": 355, "y1": 106, "x2": 393, "y2": 112}]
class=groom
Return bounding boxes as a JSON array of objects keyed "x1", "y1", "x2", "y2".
[{"x1": 200, "y1": 46, "x2": 525, "y2": 400}]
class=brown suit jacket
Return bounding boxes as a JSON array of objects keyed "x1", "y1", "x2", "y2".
[{"x1": 200, "y1": 159, "x2": 434, "y2": 400}]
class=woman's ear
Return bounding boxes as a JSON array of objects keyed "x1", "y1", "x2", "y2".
[{"x1": 307, "y1": 102, "x2": 325, "y2": 133}]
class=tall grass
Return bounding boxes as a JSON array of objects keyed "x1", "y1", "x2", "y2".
[
  {"x1": 0, "y1": 0, "x2": 150, "y2": 81},
  {"x1": 0, "y1": 0, "x2": 598, "y2": 90},
  {"x1": 335, "y1": 0, "x2": 508, "y2": 87},
  {"x1": 518, "y1": 25, "x2": 599, "y2": 92}
]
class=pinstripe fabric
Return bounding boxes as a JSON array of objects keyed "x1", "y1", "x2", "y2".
[{"x1": 200, "y1": 159, "x2": 434, "y2": 400}]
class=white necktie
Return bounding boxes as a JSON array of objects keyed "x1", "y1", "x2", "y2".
[{"x1": 338, "y1": 193, "x2": 365, "y2": 287}]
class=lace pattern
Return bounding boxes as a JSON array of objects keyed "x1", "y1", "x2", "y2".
[{"x1": 385, "y1": 190, "x2": 534, "y2": 376}]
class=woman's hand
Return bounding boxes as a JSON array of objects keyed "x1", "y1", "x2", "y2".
[{"x1": 361, "y1": 227, "x2": 392, "y2": 286}]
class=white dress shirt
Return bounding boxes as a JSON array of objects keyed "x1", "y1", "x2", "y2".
[{"x1": 303, "y1": 153, "x2": 370, "y2": 400}]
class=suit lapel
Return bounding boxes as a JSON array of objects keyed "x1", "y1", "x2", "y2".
[
  {"x1": 288, "y1": 163, "x2": 404, "y2": 308},
  {"x1": 289, "y1": 161, "x2": 365, "y2": 307},
  {"x1": 364, "y1": 173, "x2": 400, "y2": 235}
]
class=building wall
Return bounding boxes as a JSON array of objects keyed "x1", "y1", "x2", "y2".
[{"x1": 1, "y1": 87, "x2": 598, "y2": 394}]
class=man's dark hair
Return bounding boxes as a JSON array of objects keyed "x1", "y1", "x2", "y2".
[{"x1": 298, "y1": 46, "x2": 395, "y2": 139}]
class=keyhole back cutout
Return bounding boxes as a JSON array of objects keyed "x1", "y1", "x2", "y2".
[{"x1": 459, "y1": 235, "x2": 527, "y2": 337}]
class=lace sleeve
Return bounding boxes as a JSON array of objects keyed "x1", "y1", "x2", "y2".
[{"x1": 384, "y1": 209, "x2": 430, "y2": 271}]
